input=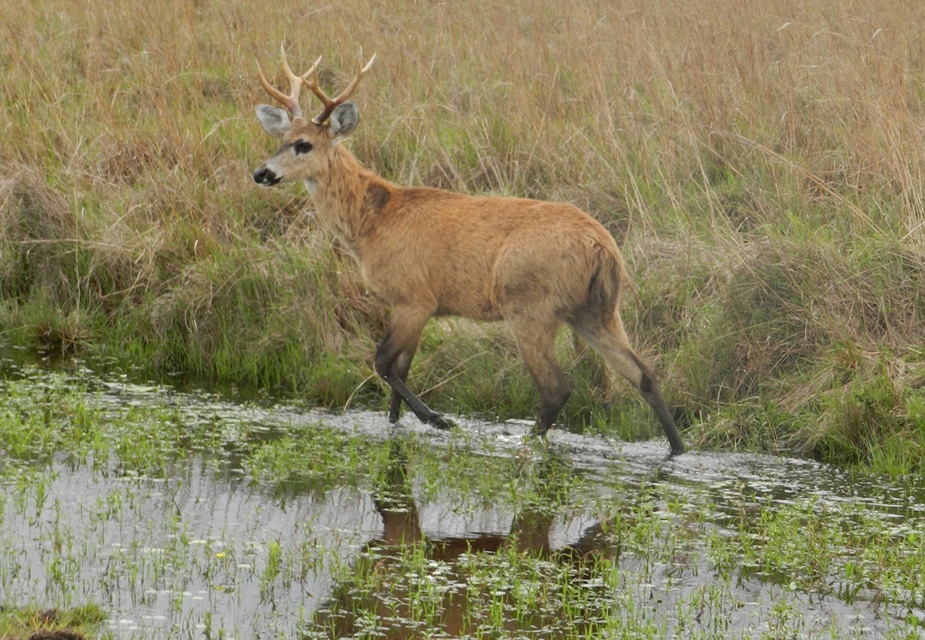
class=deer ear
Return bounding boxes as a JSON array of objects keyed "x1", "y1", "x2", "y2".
[
  {"x1": 329, "y1": 102, "x2": 359, "y2": 138},
  {"x1": 256, "y1": 104, "x2": 292, "y2": 139}
]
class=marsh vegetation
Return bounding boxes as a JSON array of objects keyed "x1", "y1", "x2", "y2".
[
  {"x1": 1, "y1": 356, "x2": 924, "y2": 638},
  {"x1": 3, "y1": 0, "x2": 925, "y2": 472},
  {"x1": 4, "y1": 0, "x2": 925, "y2": 636}
]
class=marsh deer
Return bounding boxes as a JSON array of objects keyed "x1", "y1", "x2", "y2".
[{"x1": 252, "y1": 47, "x2": 685, "y2": 455}]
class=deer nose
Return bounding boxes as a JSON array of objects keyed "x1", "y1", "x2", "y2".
[{"x1": 253, "y1": 166, "x2": 281, "y2": 186}]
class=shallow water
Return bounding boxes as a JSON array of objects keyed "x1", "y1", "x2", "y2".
[{"x1": 1, "y1": 353, "x2": 923, "y2": 638}]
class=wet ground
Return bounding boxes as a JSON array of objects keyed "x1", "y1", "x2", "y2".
[{"x1": 1, "y1": 353, "x2": 924, "y2": 638}]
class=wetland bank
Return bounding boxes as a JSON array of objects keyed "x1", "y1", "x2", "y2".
[{"x1": 5, "y1": 0, "x2": 925, "y2": 636}]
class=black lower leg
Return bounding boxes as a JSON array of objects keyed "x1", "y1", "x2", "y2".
[
  {"x1": 376, "y1": 337, "x2": 451, "y2": 430},
  {"x1": 388, "y1": 391, "x2": 402, "y2": 423},
  {"x1": 532, "y1": 385, "x2": 571, "y2": 436},
  {"x1": 388, "y1": 350, "x2": 415, "y2": 423},
  {"x1": 636, "y1": 369, "x2": 685, "y2": 456}
]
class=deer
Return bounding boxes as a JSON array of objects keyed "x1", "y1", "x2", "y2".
[{"x1": 251, "y1": 46, "x2": 685, "y2": 456}]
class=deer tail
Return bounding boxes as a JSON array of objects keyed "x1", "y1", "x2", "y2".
[{"x1": 587, "y1": 243, "x2": 626, "y2": 314}]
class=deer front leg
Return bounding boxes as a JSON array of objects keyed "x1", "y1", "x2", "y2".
[
  {"x1": 388, "y1": 346, "x2": 417, "y2": 423},
  {"x1": 375, "y1": 308, "x2": 453, "y2": 430}
]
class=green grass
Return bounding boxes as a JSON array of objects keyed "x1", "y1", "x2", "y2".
[
  {"x1": 0, "y1": 604, "x2": 106, "y2": 640},
  {"x1": 4, "y1": 0, "x2": 925, "y2": 474}
]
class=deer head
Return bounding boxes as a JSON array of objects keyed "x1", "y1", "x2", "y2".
[{"x1": 253, "y1": 45, "x2": 375, "y2": 187}]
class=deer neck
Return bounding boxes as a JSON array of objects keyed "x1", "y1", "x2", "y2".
[{"x1": 308, "y1": 146, "x2": 380, "y2": 256}]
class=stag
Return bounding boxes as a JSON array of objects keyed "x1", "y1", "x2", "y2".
[{"x1": 252, "y1": 47, "x2": 685, "y2": 455}]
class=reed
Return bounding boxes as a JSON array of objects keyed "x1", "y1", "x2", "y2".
[{"x1": 3, "y1": 0, "x2": 925, "y2": 470}]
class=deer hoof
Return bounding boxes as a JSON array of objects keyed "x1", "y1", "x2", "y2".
[{"x1": 428, "y1": 414, "x2": 455, "y2": 431}]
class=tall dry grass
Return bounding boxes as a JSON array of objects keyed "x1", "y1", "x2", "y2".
[{"x1": 3, "y1": 0, "x2": 925, "y2": 468}]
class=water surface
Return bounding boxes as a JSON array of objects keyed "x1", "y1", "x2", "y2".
[{"x1": 1, "y1": 354, "x2": 923, "y2": 638}]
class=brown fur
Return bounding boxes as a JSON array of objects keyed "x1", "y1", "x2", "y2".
[{"x1": 253, "y1": 74, "x2": 685, "y2": 456}]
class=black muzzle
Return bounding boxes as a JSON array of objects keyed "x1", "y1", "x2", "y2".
[{"x1": 253, "y1": 167, "x2": 281, "y2": 186}]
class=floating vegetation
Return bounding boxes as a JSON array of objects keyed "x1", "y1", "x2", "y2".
[{"x1": 1, "y1": 361, "x2": 924, "y2": 638}]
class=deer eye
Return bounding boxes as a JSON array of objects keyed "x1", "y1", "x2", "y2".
[{"x1": 293, "y1": 141, "x2": 313, "y2": 155}]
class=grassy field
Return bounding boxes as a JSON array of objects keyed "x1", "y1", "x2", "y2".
[{"x1": 3, "y1": 0, "x2": 925, "y2": 473}]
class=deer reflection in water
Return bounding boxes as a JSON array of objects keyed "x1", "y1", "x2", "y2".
[{"x1": 308, "y1": 439, "x2": 615, "y2": 638}]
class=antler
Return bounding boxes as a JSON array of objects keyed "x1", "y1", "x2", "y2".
[
  {"x1": 256, "y1": 43, "x2": 322, "y2": 119},
  {"x1": 304, "y1": 49, "x2": 376, "y2": 125}
]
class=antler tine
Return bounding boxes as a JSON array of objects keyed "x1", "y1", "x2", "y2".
[
  {"x1": 256, "y1": 43, "x2": 305, "y2": 118},
  {"x1": 303, "y1": 59, "x2": 335, "y2": 119},
  {"x1": 303, "y1": 55, "x2": 324, "y2": 84},
  {"x1": 305, "y1": 49, "x2": 376, "y2": 125}
]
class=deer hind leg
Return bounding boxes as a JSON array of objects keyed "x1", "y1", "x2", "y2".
[
  {"x1": 508, "y1": 317, "x2": 571, "y2": 436},
  {"x1": 375, "y1": 307, "x2": 452, "y2": 430},
  {"x1": 571, "y1": 314, "x2": 685, "y2": 455}
]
